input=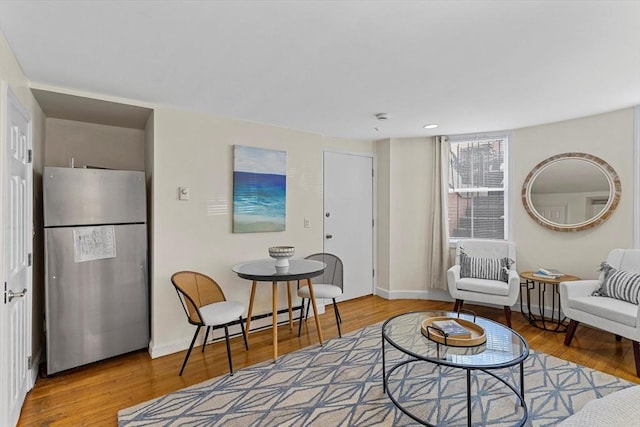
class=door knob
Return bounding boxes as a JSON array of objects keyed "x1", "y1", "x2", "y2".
[
  {"x1": 7, "y1": 288, "x2": 27, "y2": 302},
  {"x1": 325, "y1": 234, "x2": 333, "y2": 239}
]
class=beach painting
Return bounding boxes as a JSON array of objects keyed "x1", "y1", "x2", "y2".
[{"x1": 233, "y1": 145, "x2": 286, "y2": 233}]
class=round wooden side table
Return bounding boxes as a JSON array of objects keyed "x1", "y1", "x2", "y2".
[{"x1": 519, "y1": 271, "x2": 581, "y2": 332}]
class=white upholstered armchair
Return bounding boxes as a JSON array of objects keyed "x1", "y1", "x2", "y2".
[
  {"x1": 447, "y1": 239, "x2": 519, "y2": 327},
  {"x1": 560, "y1": 249, "x2": 640, "y2": 377}
]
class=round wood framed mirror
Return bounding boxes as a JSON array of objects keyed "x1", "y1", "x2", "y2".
[{"x1": 521, "y1": 153, "x2": 621, "y2": 232}]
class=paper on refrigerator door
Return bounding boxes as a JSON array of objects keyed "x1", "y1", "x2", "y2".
[{"x1": 73, "y1": 225, "x2": 117, "y2": 262}]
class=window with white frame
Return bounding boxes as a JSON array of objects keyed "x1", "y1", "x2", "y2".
[{"x1": 448, "y1": 134, "x2": 509, "y2": 241}]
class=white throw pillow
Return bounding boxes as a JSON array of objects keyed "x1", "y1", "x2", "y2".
[{"x1": 593, "y1": 262, "x2": 640, "y2": 305}]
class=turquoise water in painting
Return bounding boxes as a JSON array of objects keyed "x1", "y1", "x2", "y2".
[{"x1": 233, "y1": 171, "x2": 286, "y2": 232}]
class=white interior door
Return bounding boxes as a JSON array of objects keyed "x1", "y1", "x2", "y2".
[
  {"x1": 1, "y1": 85, "x2": 33, "y2": 427},
  {"x1": 323, "y1": 151, "x2": 373, "y2": 301}
]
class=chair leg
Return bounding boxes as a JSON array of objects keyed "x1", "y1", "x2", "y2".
[
  {"x1": 224, "y1": 325, "x2": 234, "y2": 375},
  {"x1": 564, "y1": 320, "x2": 579, "y2": 346},
  {"x1": 239, "y1": 316, "x2": 249, "y2": 350},
  {"x1": 202, "y1": 326, "x2": 211, "y2": 353},
  {"x1": 332, "y1": 298, "x2": 342, "y2": 338},
  {"x1": 179, "y1": 325, "x2": 201, "y2": 376},
  {"x1": 297, "y1": 298, "x2": 305, "y2": 337},
  {"x1": 503, "y1": 306, "x2": 512, "y2": 328},
  {"x1": 633, "y1": 341, "x2": 640, "y2": 377},
  {"x1": 453, "y1": 299, "x2": 463, "y2": 312}
]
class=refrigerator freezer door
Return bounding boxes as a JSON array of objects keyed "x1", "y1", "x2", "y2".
[
  {"x1": 45, "y1": 224, "x2": 149, "y2": 374},
  {"x1": 43, "y1": 167, "x2": 146, "y2": 227}
]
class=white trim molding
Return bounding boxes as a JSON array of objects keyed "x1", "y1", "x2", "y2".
[
  {"x1": 447, "y1": 130, "x2": 513, "y2": 241},
  {"x1": 634, "y1": 105, "x2": 640, "y2": 249},
  {"x1": 374, "y1": 286, "x2": 547, "y2": 315},
  {"x1": 148, "y1": 306, "x2": 324, "y2": 359}
]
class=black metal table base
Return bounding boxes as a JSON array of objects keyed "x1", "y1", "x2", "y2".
[
  {"x1": 520, "y1": 279, "x2": 568, "y2": 332},
  {"x1": 382, "y1": 340, "x2": 527, "y2": 426}
]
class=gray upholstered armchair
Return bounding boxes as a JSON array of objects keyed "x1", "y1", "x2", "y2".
[
  {"x1": 560, "y1": 248, "x2": 640, "y2": 377},
  {"x1": 447, "y1": 239, "x2": 519, "y2": 327}
]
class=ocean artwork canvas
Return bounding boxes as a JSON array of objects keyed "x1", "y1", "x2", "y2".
[{"x1": 233, "y1": 145, "x2": 286, "y2": 233}]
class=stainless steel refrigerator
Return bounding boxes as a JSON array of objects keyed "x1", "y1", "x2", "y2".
[{"x1": 43, "y1": 166, "x2": 149, "y2": 375}]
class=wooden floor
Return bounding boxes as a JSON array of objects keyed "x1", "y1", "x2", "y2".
[{"x1": 19, "y1": 296, "x2": 640, "y2": 426}]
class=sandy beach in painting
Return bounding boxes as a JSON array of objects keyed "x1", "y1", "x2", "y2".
[{"x1": 233, "y1": 219, "x2": 285, "y2": 233}]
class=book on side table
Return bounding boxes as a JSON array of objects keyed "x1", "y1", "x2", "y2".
[
  {"x1": 431, "y1": 319, "x2": 472, "y2": 339},
  {"x1": 533, "y1": 267, "x2": 564, "y2": 279}
]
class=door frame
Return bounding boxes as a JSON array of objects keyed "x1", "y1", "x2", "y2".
[
  {"x1": 634, "y1": 105, "x2": 639, "y2": 249},
  {"x1": 322, "y1": 148, "x2": 377, "y2": 298}
]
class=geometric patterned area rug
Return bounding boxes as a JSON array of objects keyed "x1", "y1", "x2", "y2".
[{"x1": 118, "y1": 322, "x2": 633, "y2": 426}]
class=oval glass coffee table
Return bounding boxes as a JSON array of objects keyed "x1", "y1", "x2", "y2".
[{"x1": 382, "y1": 311, "x2": 530, "y2": 426}]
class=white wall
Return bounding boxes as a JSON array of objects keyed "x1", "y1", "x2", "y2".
[
  {"x1": 144, "y1": 112, "x2": 155, "y2": 337},
  {"x1": 149, "y1": 107, "x2": 375, "y2": 357},
  {"x1": 376, "y1": 139, "x2": 391, "y2": 293},
  {"x1": 513, "y1": 108, "x2": 635, "y2": 279},
  {"x1": 45, "y1": 118, "x2": 145, "y2": 170},
  {"x1": 381, "y1": 107, "x2": 636, "y2": 304},
  {"x1": 376, "y1": 137, "x2": 437, "y2": 299},
  {"x1": 0, "y1": 32, "x2": 32, "y2": 110}
]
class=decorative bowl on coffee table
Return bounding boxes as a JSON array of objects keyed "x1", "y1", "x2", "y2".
[
  {"x1": 421, "y1": 316, "x2": 486, "y2": 347},
  {"x1": 268, "y1": 246, "x2": 295, "y2": 267}
]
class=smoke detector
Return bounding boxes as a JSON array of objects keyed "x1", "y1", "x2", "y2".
[{"x1": 375, "y1": 113, "x2": 389, "y2": 121}]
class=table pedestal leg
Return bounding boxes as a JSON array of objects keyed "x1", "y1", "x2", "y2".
[
  {"x1": 246, "y1": 281, "x2": 257, "y2": 335},
  {"x1": 466, "y1": 369, "x2": 472, "y2": 426},
  {"x1": 306, "y1": 278, "x2": 324, "y2": 345},
  {"x1": 287, "y1": 281, "x2": 293, "y2": 330},
  {"x1": 272, "y1": 281, "x2": 278, "y2": 361}
]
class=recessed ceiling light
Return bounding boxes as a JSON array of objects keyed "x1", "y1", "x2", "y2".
[{"x1": 423, "y1": 124, "x2": 439, "y2": 129}]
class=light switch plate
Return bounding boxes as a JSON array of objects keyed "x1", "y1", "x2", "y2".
[{"x1": 179, "y1": 186, "x2": 190, "y2": 201}]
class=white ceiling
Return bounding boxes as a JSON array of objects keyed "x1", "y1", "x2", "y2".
[{"x1": 1, "y1": 1, "x2": 639, "y2": 139}]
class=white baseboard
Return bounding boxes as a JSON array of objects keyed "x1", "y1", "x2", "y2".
[
  {"x1": 150, "y1": 292, "x2": 564, "y2": 358},
  {"x1": 29, "y1": 347, "x2": 43, "y2": 388},
  {"x1": 149, "y1": 304, "x2": 323, "y2": 359},
  {"x1": 375, "y1": 287, "x2": 453, "y2": 302},
  {"x1": 374, "y1": 287, "x2": 565, "y2": 320}
]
